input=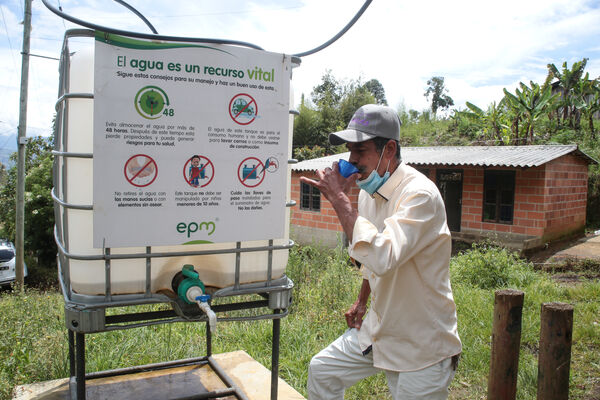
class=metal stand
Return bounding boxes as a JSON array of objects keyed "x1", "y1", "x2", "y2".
[{"x1": 66, "y1": 293, "x2": 290, "y2": 400}]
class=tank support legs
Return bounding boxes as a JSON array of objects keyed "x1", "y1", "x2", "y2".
[
  {"x1": 68, "y1": 332, "x2": 86, "y2": 399},
  {"x1": 271, "y1": 309, "x2": 281, "y2": 400},
  {"x1": 66, "y1": 311, "x2": 280, "y2": 400},
  {"x1": 206, "y1": 320, "x2": 212, "y2": 357},
  {"x1": 68, "y1": 330, "x2": 75, "y2": 377}
]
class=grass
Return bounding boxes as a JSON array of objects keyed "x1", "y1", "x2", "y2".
[{"x1": 1, "y1": 244, "x2": 599, "y2": 399}]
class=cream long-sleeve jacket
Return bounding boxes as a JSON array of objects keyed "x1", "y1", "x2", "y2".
[{"x1": 348, "y1": 162, "x2": 462, "y2": 372}]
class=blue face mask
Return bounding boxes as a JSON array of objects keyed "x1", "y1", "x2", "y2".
[{"x1": 357, "y1": 150, "x2": 391, "y2": 195}]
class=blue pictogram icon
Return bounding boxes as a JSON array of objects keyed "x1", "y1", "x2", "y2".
[{"x1": 243, "y1": 164, "x2": 258, "y2": 179}]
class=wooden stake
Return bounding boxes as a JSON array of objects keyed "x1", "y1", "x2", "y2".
[
  {"x1": 488, "y1": 289, "x2": 524, "y2": 400},
  {"x1": 537, "y1": 302, "x2": 574, "y2": 400}
]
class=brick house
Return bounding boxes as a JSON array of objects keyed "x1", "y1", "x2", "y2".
[{"x1": 290, "y1": 145, "x2": 597, "y2": 250}]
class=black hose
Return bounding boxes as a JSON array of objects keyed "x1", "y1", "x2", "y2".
[
  {"x1": 42, "y1": 0, "x2": 373, "y2": 56},
  {"x1": 112, "y1": 0, "x2": 158, "y2": 34},
  {"x1": 41, "y1": 0, "x2": 264, "y2": 50},
  {"x1": 292, "y1": 0, "x2": 373, "y2": 58}
]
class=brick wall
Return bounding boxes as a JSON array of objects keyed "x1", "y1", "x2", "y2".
[
  {"x1": 457, "y1": 155, "x2": 588, "y2": 241},
  {"x1": 459, "y1": 164, "x2": 574, "y2": 238},
  {"x1": 512, "y1": 167, "x2": 546, "y2": 237},
  {"x1": 460, "y1": 166, "x2": 486, "y2": 232},
  {"x1": 541, "y1": 154, "x2": 588, "y2": 241}
]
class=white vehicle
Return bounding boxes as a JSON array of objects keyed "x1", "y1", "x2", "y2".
[{"x1": 0, "y1": 240, "x2": 28, "y2": 286}]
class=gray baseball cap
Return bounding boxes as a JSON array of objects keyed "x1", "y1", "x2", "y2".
[{"x1": 329, "y1": 104, "x2": 401, "y2": 145}]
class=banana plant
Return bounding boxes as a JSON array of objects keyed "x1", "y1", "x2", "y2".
[
  {"x1": 503, "y1": 81, "x2": 557, "y2": 144},
  {"x1": 546, "y1": 58, "x2": 588, "y2": 127},
  {"x1": 458, "y1": 100, "x2": 509, "y2": 144},
  {"x1": 501, "y1": 94, "x2": 523, "y2": 145},
  {"x1": 573, "y1": 75, "x2": 600, "y2": 139}
]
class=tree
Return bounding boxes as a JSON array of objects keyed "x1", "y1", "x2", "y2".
[
  {"x1": 311, "y1": 70, "x2": 343, "y2": 109},
  {"x1": 424, "y1": 76, "x2": 454, "y2": 115},
  {"x1": 0, "y1": 136, "x2": 56, "y2": 272},
  {"x1": 0, "y1": 162, "x2": 6, "y2": 186},
  {"x1": 293, "y1": 71, "x2": 387, "y2": 153},
  {"x1": 310, "y1": 71, "x2": 345, "y2": 151},
  {"x1": 363, "y1": 79, "x2": 387, "y2": 105},
  {"x1": 408, "y1": 109, "x2": 420, "y2": 123},
  {"x1": 339, "y1": 84, "x2": 376, "y2": 126},
  {"x1": 293, "y1": 96, "x2": 322, "y2": 149}
]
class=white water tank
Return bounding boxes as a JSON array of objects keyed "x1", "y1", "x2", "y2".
[{"x1": 56, "y1": 42, "x2": 294, "y2": 297}]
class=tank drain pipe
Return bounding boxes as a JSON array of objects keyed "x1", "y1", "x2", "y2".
[
  {"x1": 184, "y1": 285, "x2": 216, "y2": 332},
  {"x1": 177, "y1": 265, "x2": 216, "y2": 332},
  {"x1": 195, "y1": 294, "x2": 216, "y2": 333}
]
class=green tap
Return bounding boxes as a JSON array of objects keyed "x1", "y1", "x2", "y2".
[{"x1": 177, "y1": 264, "x2": 206, "y2": 304}]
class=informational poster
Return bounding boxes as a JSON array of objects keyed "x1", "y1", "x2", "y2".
[{"x1": 93, "y1": 32, "x2": 291, "y2": 248}]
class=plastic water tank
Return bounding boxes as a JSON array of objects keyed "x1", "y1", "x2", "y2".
[{"x1": 57, "y1": 46, "x2": 293, "y2": 296}]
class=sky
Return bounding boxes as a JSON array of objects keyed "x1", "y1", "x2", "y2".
[{"x1": 1, "y1": 0, "x2": 600, "y2": 159}]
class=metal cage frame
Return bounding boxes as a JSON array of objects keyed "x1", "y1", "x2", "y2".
[{"x1": 53, "y1": 29, "x2": 299, "y2": 400}]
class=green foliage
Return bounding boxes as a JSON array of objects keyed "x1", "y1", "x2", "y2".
[
  {"x1": 339, "y1": 84, "x2": 376, "y2": 125},
  {"x1": 292, "y1": 97, "x2": 324, "y2": 149},
  {"x1": 363, "y1": 79, "x2": 387, "y2": 105},
  {"x1": 0, "y1": 289, "x2": 68, "y2": 400},
  {"x1": 455, "y1": 100, "x2": 510, "y2": 144},
  {"x1": 0, "y1": 163, "x2": 6, "y2": 187},
  {"x1": 503, "y1": 81, "x2": 556, "y2": 144},
  {"x1": 293, "y1": 145, "x2": 326, "y2": 162},
  {"x1": 450, "y1": 242, "x2": 538, "y2": 290},
  {"x1": 293, "y1": 71, "x2": 387, "y2": 152},
  {"x1": 549, "y1": 126, "x2": 583, "y2": 144},
  {"x1": 546, "y1": 58, "x2": 589, "y2": 127},
  {"x1": 448, "y1": 57, "x2": 599, "y2": 149},
  {"x1": 573, "y1": 74, "x2": 600, "y2": 138},
  {"x1": 399, "y1": 116, "x2": 468, "y2": 147},
  {"x1": 0, "y1": 136, "x2": 56, "y2": 275},
  {"x1": 424, "y1": 76, "x2": 454, "y2": 115},
  {"x1": 311, "y1": 70, "x2": 343, "y2": 108}
]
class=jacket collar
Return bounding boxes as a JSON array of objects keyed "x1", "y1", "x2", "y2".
[{"x1": 372, "y1": 162, "x2": 406, "y2": 202}]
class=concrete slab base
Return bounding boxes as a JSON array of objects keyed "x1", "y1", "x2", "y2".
[
  {"x1": 551, "y1": 234, "x2": 600, "y2": 261},
  {"x1": 12, "y1": 350, "x2": 305, "y2": 400}
]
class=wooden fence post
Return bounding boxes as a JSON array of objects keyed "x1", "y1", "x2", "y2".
[
  {"x1": 537, "y1": 302, "x2": 574, "y2": 400},
  {"x1": 488, "y1": 289, "x2": 524, "y2": 400}
]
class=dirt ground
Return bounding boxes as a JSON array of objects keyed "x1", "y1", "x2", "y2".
[
  {"x1": 527, "y1": 232, "x2": 600, "y2": 282},
  {"x1": 528, "y1": 232, "x2": 600, "y2": 262}
]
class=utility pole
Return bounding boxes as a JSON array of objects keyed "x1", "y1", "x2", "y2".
[{"x1": 16, "y1": 0, "x2": 32, "y2": 291}]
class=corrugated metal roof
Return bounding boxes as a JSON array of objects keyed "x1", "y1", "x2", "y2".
[{"x1": 292, "y1": 145, "x2": 598, "y2": 171}]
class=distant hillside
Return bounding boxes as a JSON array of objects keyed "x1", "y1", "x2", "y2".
[
  {"x1": 0, "y1": 127, "x2": 52, "y2": 167},
  {"x1": 0, "y1": 133, "x2": 16, "y2": 166}
]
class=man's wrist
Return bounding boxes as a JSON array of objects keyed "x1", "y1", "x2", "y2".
[{"x1": 331, "y1": 191, "x2": 350, "y2": 205}]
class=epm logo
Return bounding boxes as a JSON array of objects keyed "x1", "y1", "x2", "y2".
[{"x1": 176, "y1": 221, "x2": 216, "y2": 238}]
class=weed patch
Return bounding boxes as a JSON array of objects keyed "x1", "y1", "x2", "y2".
[{"x1": 450, "y1": 242, "x2": 538, "y2": 289}]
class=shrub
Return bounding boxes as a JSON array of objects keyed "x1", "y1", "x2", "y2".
[{"x1": 450, "y1": 242, "x2": 538, "y2": 290}]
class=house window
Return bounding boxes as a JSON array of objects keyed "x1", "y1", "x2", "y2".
[
  {"x1": 483, "y1": 170, "x2": 515, "y2": 224},
  {"x1": 300, "y1": 182, "x2": 321, "y2": 212}
]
